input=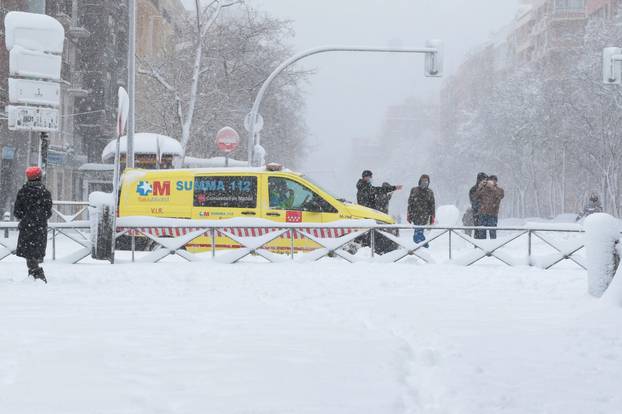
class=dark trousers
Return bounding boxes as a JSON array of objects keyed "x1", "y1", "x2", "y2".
[
  {"x1": 413, "y1": 228, "x2": 426, "y2": 244},
  {"x1": 474, "y1": 214, "x2": 485, "y2": 239},
  {"x1": 479, "y1": 214, "x2": 498, "y2": 239},
  {"x1": 26, "y1": 258, "x2": 42, "y2": 276}
]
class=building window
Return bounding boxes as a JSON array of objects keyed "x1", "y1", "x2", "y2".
[
  {"x1": 554, "y1": 0, "x2": 585, "y2": 12},
  {"x1": 25, "y1": 0, "x2": 45, "y2": 13}
]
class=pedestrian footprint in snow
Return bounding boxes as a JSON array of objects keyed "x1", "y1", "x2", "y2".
[{"x1": 13, "y1": 167, "x2": 52, "y2": 284}]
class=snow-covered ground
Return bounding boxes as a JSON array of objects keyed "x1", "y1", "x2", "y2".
[{"x1": 1, "y1": 253, "x2": 621, "y2": 413}]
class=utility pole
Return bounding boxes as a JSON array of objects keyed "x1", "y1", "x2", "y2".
[
  {"x1": 127, "y1": 0, "x2": 136, "y2": 168},
  {"x1": 562, "y1": 144, "x2": 567, "y2": 213},
  {"x1": 39, "y1": 132, "x2": 49, "y2": 183}
]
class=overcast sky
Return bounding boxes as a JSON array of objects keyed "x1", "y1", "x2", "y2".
[{"x1": 182, "y1": 0, "x2": 520, "y2": 190}]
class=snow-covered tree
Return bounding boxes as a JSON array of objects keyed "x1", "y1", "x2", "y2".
[
  {"x1": 436, "y1": 9, "x2": 622, "y2": 218},
  {"x1": 137, "y1": 2, "x2": 307, "y2": 167}
]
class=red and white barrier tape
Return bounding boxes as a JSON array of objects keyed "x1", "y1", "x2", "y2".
[{"x1": 117, "y1": 227, "x2": 358, "y2": 239}]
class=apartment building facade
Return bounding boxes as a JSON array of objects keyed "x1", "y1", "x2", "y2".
[{"x1": 0, "y1": 0, "x2": 185, "y2": 213}]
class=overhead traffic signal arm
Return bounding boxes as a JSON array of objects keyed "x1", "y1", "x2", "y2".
[{"x1": 246, "y1": 41, "x2": 445, "y2": 166}]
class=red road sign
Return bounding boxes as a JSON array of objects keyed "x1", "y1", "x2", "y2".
[{"x1": 215, "y1": 127, "x2": 240, "y2": 153}]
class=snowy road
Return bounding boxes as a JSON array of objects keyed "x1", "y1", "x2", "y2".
[{"x1": 1, "y1": 259, "x2": 621, "y2": 413}]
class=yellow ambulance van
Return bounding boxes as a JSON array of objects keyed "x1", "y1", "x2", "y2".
[{"x1": 118, "y1": 165, "x2": 395, "y2": 253}]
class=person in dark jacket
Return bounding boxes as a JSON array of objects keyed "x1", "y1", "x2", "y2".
[
  {"x1": 356, "y1": 170, "x2": 402, "y2": 210},
  {"x1": 13, "y1": 167, "x2": 52, "y2": 283},
  {"x1": 355, "y1": 171, "x2": 402, "y2": 251},
  {"x1": 578, "y1": 193, "x2": 603, "y2": 220},
  {"x1": 469, "y1": 172, "x2": 488, "y2": 239},
  {"x1": 375, "y1": 182, "x2": 398, "y2": 214},
  {"x1": 474, "y1": 175, "x2": 504, "y2": 239},
  {"x1": 407, "y1": 174, "x2": 436, "y2": 246},
  {"x1": 462, "y1": 207, "x2": 475, "y2": 237}
]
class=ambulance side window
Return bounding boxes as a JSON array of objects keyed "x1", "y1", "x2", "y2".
[
  {"x1": 194, "y1": 176, "x2": 257, "y2": 208},
  {"x1": 268, "y1": 177, "x2": 337, "y2": 213}
]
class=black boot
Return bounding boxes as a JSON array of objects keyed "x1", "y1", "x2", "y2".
[{"x1": 33, "y1": 268, "x2": 47, "y2": 284}]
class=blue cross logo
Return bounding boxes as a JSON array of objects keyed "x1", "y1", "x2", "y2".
[{"x1": 136, "y1": 181, "x2": 153, "y2": 196}]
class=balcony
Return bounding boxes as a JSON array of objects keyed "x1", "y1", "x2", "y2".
[
  {"x1": 67, "y1": 72, "x2": 89, "y2": 98},
  {"x1": 551, "y1": 6, "x2": 587, "y2": 20},
  {"x1": 67, "y1": 26, "x2": 91, "y2": 39},
  {"x1": 54, "y1": 12, "x2": 72, "y2": 26}
]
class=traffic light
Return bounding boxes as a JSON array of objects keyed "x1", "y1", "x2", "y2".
[
  {"x1": 603, "y1": 47, "x2": 622, "y2": 85},
  {"x1": 425, "y1": 39, "x2": 443, "y2": 78}
]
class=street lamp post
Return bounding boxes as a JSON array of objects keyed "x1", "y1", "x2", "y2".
[
  {"x1": 127, "y1": 0, "x2": 137, "y2": 168},
  {"x1": 246, "y1": 41, "x2": 444, "y2": 166}
]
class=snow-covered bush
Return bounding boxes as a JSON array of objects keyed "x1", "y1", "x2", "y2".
[
  {"x1": 585, "y1": 213, "x2": 622, "y2": 298},
  {"x1": 89, "y1": 192, "x2": 114, "y2": 261}
]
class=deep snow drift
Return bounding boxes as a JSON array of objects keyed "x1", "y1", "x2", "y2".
[{"x1": 1, "y1": 257, "x2": 621, "y2": 414}]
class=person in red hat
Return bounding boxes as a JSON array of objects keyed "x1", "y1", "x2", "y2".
[{"x1": 13, "y1": 167, "x2": 52, "y2": 283}]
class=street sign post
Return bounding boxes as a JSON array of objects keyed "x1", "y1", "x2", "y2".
[
  {"x1": 244, "y1": 112, "x2": 264, "y2": 133},
  {"x1": 8, "y1": 78, "x2": 60, "y2": 107},
  {"x1": 111, "y1": 87, "x2": 130, "y2": 264},
  {"x1": 215, "y1": 127, "x2": 240, "y2": 167},
  {"x1": 4, "y1": 12, "x2": 65, "y2": 53},
  {"x1": 4, "y1": 11, "x2": 65, "y2": 181},
  {"x1": 47, "y1": 149, "x2": 66, "y2": 166},
  {"x1": 9, "y1": 46, "x2": 62, "y2": 80},
  {"x1": 7, "y1": 106, "x2": 59, "y2": 132},
  {"x1": 1, "y1": 147, "x2": 16, "y2": 161}
]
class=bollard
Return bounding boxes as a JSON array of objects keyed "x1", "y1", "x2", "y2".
[{"x1": 3, "y1": 211, "x2": 9, "y2": 239}]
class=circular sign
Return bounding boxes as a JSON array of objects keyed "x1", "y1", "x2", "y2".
[
  {"x1": 215, "y1": 127, "x2": 240, "y2": 153},
  {"x1": 244, "y1": 112, "x2": 264, "y2": 133}
]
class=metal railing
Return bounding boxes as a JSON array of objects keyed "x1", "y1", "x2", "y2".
[
  {"x1": 0, "y1": 221, "x2": 91, "y2": 263},
  {"x1": 51, "y1": 201, "x2": 89, "y2": 223},
  {"x1": 0, "y1": 220, "x2": 586, "y2": 269}
]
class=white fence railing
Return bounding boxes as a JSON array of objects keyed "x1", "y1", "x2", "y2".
[
  {"x1": 0, "y1": 220, "x2": 586, "y2": 269},
  {"x1": 51, "y1": 201, "x2": 89, "y2": 223},
  {"x1": 3, "y1": 201, "x2": 90, "y2": 224}
]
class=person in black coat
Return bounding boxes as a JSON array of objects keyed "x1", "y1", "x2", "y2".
[
  {"x1": 13, "y1": 167, "x2": 52, "y2": 283},
  {"x1": 469, "y1": 172, "x2": 488, "y2": 239},
  {"x1": 355, "y1": 170, "x2": 402, "y2": 252},
  {"x1": 356, "y1": 170, "x2": 402, "y2": 210},
  {"x1": 407, "y1": 174, "x2": 436, "y2": 246},
  {"x1": 375, "y1": 182, "x2": 399, "y2": 214}
]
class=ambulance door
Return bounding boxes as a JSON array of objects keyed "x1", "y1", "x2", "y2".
[{"x1": 264, "y1": 176, "x2": 337, "y2": 224}]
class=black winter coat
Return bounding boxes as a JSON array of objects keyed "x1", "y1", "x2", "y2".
[
  {"x1": 356, "y1": 179, "x2": 397, "y2": 210},
  {"x1": 407, "y1": 187, "x2": 435, "y2": 225},
  {"x1": 375, "y1": 192, "x2": 393, "y2": 214},
  {"x1": 13, "y1": 181, "x2": 53, "y2": 260},
  {"x1": 469, "y1": 184, "x2": 480, "y2": 214}
]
